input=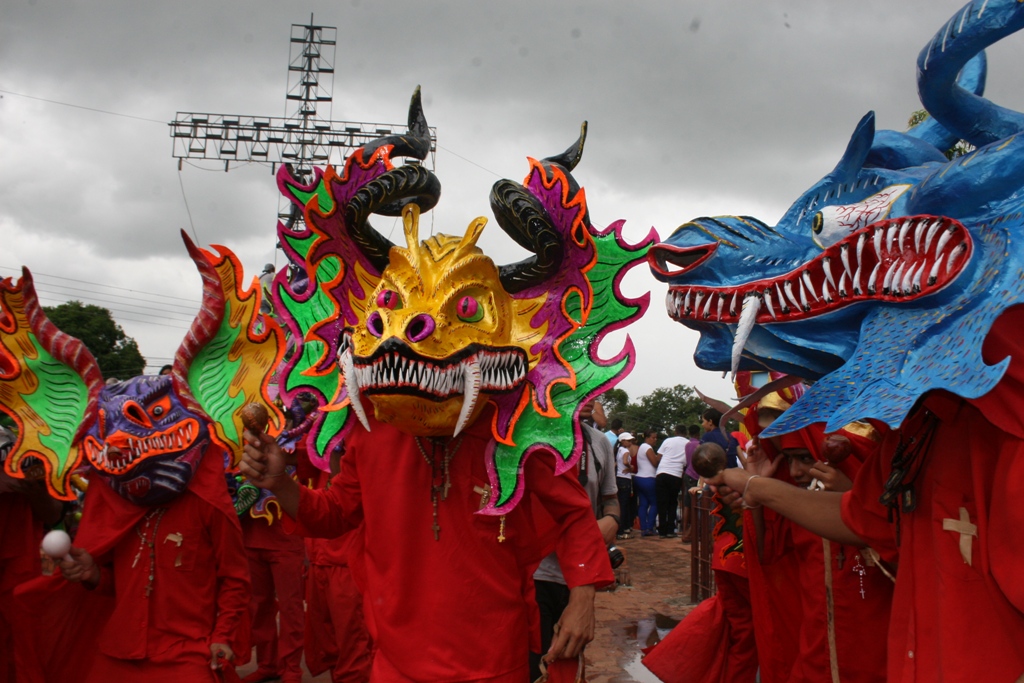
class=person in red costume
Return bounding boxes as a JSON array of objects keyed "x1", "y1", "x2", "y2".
[
  {"x1": 642, "y1": 441, "x2": 757, "y2": 683},
  {"x1": 709, "y1": 308, "x2": 1024, "y2": 682},
  {"x1": 240, "y1": 404, "x2": 613, "y2": 683},
  {"x1": 303, "y1": 447, "x2": 372, "y2": 683},
  {"x1": 55, "y1": 446, "x2": 251, "y2": 683},
  {"x1": 240, "y1": 512, "x2": 306, "y2": 683},
  {"x1": 0, "y1": 435, "x2": 63, "y2": 683},
  {"x1": 740, "y1": 408, "x2": 892, "y2": 683}
]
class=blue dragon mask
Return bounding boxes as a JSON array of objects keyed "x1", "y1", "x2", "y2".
[{"x1": 649, "y1": 0, "x2": 1024, "y2": 438}]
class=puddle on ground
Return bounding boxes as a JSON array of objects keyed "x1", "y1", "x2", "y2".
[{"x1": 615, "y1": 613, "x2": 681, "y2": 682}]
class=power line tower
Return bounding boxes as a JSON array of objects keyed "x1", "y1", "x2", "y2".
[{"x1": 170, "y1": 15, "x2": 435, "y2": 232}]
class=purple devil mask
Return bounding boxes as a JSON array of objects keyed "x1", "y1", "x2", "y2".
[{"x1": 82, "y1": 375, "x2": 212, "y2": 505}]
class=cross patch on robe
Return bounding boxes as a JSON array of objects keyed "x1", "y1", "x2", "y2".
[{"x1": 941, "y1": 506, "x2": 977, "y2": 566}]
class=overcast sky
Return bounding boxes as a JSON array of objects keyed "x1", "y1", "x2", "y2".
[{"x1": 3, "y1": 0, "x2": 1024, "y2": 405}]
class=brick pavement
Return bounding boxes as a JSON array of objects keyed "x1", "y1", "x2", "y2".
[
  {"x1": 586, "y1": 534, "x2": 696, "y2": 682},
  {"x1": 239, "y1": 534, "x2": 696, "y2": 682}
]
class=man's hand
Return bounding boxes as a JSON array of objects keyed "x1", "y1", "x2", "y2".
[
  {"x1": 59, "y1": 547, "x2": 100, "y2": 587},
  {"x1": 209, "y1": 642, "x2": 234, "y2": 669},
  {"x1": 546, "y1": 584, "x2": 596, "y2": 662},
  {"x1": 743, "y1": 438, "x2": 781, "y2": 479},
  {"x1": 809, "y1": 463, "x2": 854, "y2": 492},
  {"x1": 239, "y1": 429, "x2": 287, "y2": 490}
]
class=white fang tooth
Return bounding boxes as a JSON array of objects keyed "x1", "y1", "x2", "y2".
[
  {"x1": 892, "y1": 262, "x2": 906, "y2": 295},
  {"x1": 802, "y1": 271, "x2": 819, "y2": 301},
  {"x1": 853, "y1": 263, "x2": 863, "y2": 294},
  {"x1": 898, "y1": 220, "x2": 911, "y2": 251},
  {"x1": 856, "y1": 233, "x2": 866, "y2": 268},
  {"x1": 693, "y1": 291, "x2": 704, "y2": 315},
  {"x1": 823, "y1": 257, "x2": 837, "y2": 291},
  {"x1": 822, "y1": 274, "x2": 832, "y2": 302},
  {"x1": 839, "y1": 272, "x2": 849, "y2": 297},
  {"x1": 873, "y1": 227, "x2": 884, "y2": 260},
  {"x1": 886, "y1": 224, "x2": 899, "y2": 252},
  {"x1": 770, "y1": 282, "x2": 786, "y2": 315},
  {"x1": 924, "y1": 219, "x2": 941, "y2": 253},
  {"x1": 927, "y1": 253, "x2": 946, "y2": 285},
  {"x1": 731, "y1": 295, "x2": 761, "y2": 379},
  {"x1": 914, "y1": 220, "x2": 924, "y2": 252},
  {"x1": 729, "y1": 293, "x2": 738, "y2": 317},
  {"x1": 798, "y1": 279, "x2": 810, "y2": 311},
  {"x1": 683, "y1": 289, "x2": 692, "y2": 314},
  {"x1": 453, "y1": 357, "x2": 482, "y2": 437},
  {"x1": 883, "y1": 261, "x2": 899, "y2": 293},
  {"x1": 702, "y1": 293, "x2": 714, "y2": 319},
  {"x1": 934, "y1": 226, "x2": 954, "y2": 257},
  {"x1": 342, "y1": 348, "x2": 371, "y2": 432},
  {"x1": 716, "y1": 295, "x2": 725, "y2": 321},
  {"x1": 900, "y1": 263, "x2": 915, "y2": 294},
  {"x1": 784, "y1": 281, "x2": 800, "y2": 309},
  {"x1": 764, "y1": 290, "x2": 777, "y2": 319},
  {"x1": 840, "y1": 244, "x2": 853, "y2": 280},
  {"x1": 868, "y1": 263, "x2": 881, "y2": 293},
  {"x1": 911, "y1": 261, "x2": 925, "y2": 291},
  {"x1": 947, "y1": 243, "x2": 967, "y2": 271}
]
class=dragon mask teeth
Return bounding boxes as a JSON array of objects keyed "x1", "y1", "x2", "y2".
[
  {"x1": 349, "y1": 346, "x2": 528, "y2": 399},
  {"x1": 664, "y1": 215, "x2": 971, "y2": 328}
]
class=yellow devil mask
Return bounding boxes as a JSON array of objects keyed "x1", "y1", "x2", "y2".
[{"x1": 272, "y1": 88, "x2": 654, "y2": 512}]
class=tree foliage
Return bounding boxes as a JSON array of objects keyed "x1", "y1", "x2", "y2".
[
  {"x1": 43, "y1": 301, "x2": 146, "y2": 379},
  {"x1": 907, "y1": 109, "x2": 975, "y2": 160},
  {"x1": 604, "y1": 384, "x2": 707, "y2": 436}
]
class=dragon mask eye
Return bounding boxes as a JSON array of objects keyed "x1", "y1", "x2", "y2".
[
  {"x1": 377, "y1": 290, "x2": 402, "y2": 310},
  {"x1": 367, "y1": 311, "x2": 385, "y2": 338},
  {"x1": 456, "y1": 295, "x2": 483, "y2": 323}
]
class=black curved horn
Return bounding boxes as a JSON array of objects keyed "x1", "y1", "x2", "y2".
[
  {"x1": 491, "y1": 125, "x2": 591, "y2": 293},
  {"x1": 345, "y1": 165, "x2": 441, "y2": 272},
  {"x1": 344, "y1": 87, "x2": 441, "y2": 273},
  {"x1": 542, "y1": 121, "x2": 587, "y2": 173},
  {"x1": 363, "y1": 86, "x2": 433, "y2": 160},
  {"x1": 491, "y1": 180, "x2": 564, "y2": 294}
]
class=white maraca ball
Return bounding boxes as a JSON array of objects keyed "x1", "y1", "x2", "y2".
[{"x1": 41, "y1": 529, "x2": 72, "y2": 559}]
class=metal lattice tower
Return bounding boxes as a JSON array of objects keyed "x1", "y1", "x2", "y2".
[{"x1": 170, "y1": 15, "x2": 435, "y2": 231}]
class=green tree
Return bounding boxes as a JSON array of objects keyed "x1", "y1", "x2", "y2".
[
  {"x1": 618, "y1": 384, "x2": 707, "y2": 436},
  {"x1": 43, "y1": 301, "x2": 146, "y2": 379},
  {"x1": 599, "y1": 387, "x2": 629, "y2": 420}
]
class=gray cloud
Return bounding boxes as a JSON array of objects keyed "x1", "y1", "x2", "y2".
[{"x1": 1, "y1": 0, "x2": 1022, "y2": 400}]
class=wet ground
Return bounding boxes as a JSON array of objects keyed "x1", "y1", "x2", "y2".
[{"x1": 238, "y1": 533, "x2": 695, "y2": 682}]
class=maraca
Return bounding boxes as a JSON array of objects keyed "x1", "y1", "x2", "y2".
[{"x1": 41, "y1": 529, "x2": 72, "y2": 561}]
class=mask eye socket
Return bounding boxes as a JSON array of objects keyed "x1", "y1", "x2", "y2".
[
  {"x1": 147, "y1": 396, "x2": 172, "y2": 421},
  {"x1": 367, "y1": 311, "x2": 385, "y2": 338},
  {"x1": 456, "y1": 295, "x2": 483, "y2": 323},
  {"x1": 376, "y1": 290, "x2": 402, "y2": 310},
  {"x1": 812, "y1": 212, "x2": 824, "y2": 235}
]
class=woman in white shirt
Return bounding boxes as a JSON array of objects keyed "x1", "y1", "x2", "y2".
[
  {"x1": 615, "y1": 433, "x2": 638, "y2": 538},
  {"x1": 633, "y1": 429, "x2": 661, "y2": 536}
]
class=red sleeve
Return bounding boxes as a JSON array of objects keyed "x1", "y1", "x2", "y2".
[
  {"x1": 284, "y1": 452, "x2": 363, "y2": 539},
  {"x1": 207, "y1": 507, "x2": 251, "y2": 647},
  {"x1": 840, "y1": 442, "x2": 899, "y2": 565},
  {"x1": 525, "y1": 452, "x2": 614, "y2": 589},
  {"x1": 988, "y1": 434, "x2": 1024, "y2": 613}
]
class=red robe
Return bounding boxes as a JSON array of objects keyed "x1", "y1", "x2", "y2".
[
  {"x1": 0, "y1": 492, "x2": 45, "y2": 683},
  {"x1": 286, "y1": 408, "x2": 613, "y2": 683},
  {"x1": 242, "y1": 513, "x2": 306, "y2": 680},
  {"x1": 840, "y1": 307, "x2": 1024, "y2": 682},
  {"x1": 13, "y1": 447, "x2": 250, "y2": 683},
  {"x1": 304, "y1": 472, "x2": 373, "y2": 683},
  {"x1": 749, "y1": 424, "x2": 891, "y2": 683}
]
